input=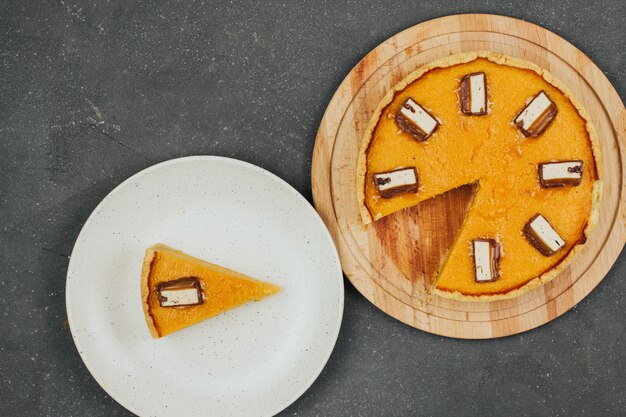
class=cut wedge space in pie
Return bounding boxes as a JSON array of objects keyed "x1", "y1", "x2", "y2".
[
  {"x1": 356, "y1": 52, "x2": 602, "y2": 301},
  {"x1": 140, "y1": 244, "x2": 281, "y2": 338}
]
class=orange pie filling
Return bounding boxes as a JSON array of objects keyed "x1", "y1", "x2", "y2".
[{"x1": 360, "y1": 54, "x2": 600, "y2": 299}]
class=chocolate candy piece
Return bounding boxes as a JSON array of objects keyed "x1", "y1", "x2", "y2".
[
  {"x1": 524, "y1": 214, "x2": 565, "y2": 256},
  {"x1": 538, "y1": 160, "x2": 583, "y2": 188},
  {"x1": 459, "y1": 72, "x2": 488, "y2": 115},
  {"x1": 395, "y1": 98, "x2": 439, "y2": 141},
  {"x1": 157, "y1": 277, "x2": 204, "y2": 307},
  {"x1": 373, "y1": 167, "x2": 418, "y2": 198},
  {"x1": 472, "y1": 239, "x2": 501, "y2": 282},
  {"x1": 513, "y1": 90, "x2": 557, "y2": 137}
]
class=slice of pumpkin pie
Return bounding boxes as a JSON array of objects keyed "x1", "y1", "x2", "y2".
[{"x1": 140, "y1": 244, "x2": 281, "y2": 338}]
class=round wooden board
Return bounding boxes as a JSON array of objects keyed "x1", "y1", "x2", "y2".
[{"x1": 311, "y1": 14, "x2": 625, "y2": 339}]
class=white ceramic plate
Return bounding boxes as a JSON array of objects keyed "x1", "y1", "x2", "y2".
[{"x1": 66, "y1": 156, "x2": 344, "y2": 417}]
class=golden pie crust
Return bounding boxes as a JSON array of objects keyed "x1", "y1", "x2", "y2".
[
  {"x1": 141, "y1": 244, "x2": 281, "y2": 338},
  {"x1": 356, "y1": 52, "x2": 602, "y2": 301}
]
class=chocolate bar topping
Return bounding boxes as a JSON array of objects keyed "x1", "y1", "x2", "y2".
[
  {"x1": 472, "y1": 239, "x2": 501, "y2": 282},
  {"x1": 395, "y1": 98, "x2": 440, "y2": 141},
  {"x1": 459, "y1": 72, "x2": 488, "y2": 115},
  {"x1": 538, "y1": 160, "x2": 584, "y2": 188},
  {"x1": 373, "y1": 167, "x2": 418, "y2": 198},
  {"x1": 523, "y1": 214, "x2": 565, "y2": 256},
  {"x1": 157, "y1": 277, "x2": 204, "y2": 307},
  {"x1": 514, "y1": 91, "x2": 557, "y2": 137}
]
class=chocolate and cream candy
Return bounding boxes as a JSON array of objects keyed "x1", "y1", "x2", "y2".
[
  {"x1": 396, "y1": 98, "x2": 439, "y2": 141},
  {"x1": 460, "y1": 72, "x2": 487, "y2": 115},
  {"x1": 472, "y1": 239, "x2": 500, "y2": 282},
  {"x1": 514, "y1": 90, "x2": 557, "y2": 137},
  {"x1": 539, "y1": 160, "x2": 583, "y2": 187},
  {"x1": 524, "y1": 214, "x2": 565, "y2": 256},
  {"x1": 157, "y1": 277, "x2": 204, "y2": 307},
  {"x1": 373, "y1": 167, "x2": 418, "y2": 198}
]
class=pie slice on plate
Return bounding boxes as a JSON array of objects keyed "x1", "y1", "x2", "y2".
[{"x1": 140, "y1": 244, "x2": 281, "y2": 338}]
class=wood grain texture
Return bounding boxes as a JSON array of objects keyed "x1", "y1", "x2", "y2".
[{"x1": 311, "y1": 14, "x2": 626, "y2": 339}]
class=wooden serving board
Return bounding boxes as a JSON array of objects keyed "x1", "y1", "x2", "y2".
[{"x1": 311, "y1": 14, "x2": 625, "y2": 339}]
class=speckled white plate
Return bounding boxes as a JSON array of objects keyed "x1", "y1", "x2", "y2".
[{"x1": 66, "y1": 156, "x2": 344, "y2": 417}]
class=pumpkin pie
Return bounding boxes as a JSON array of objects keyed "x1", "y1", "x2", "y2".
[
  {"x1": 356, "y1": 52, "x2": 602, "y2": 301},
  {"x1": 140, "y1": 244, "x2": 281, "y2": 338}
]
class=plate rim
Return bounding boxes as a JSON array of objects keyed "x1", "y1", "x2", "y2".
[{"x1": 66, "y1": 155, "x2": 345, "y2": 417}]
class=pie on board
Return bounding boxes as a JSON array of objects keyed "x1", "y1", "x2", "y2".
[{"x1": 356, "y1": 52, "x2": 602, "y2": 301}]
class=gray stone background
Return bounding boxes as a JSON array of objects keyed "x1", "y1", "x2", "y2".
[{"x1": 1, "y1": 0, "x2": 624, "y2": 416}]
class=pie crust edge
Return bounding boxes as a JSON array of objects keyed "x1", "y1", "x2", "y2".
[{"x1": 140, "y1": 245, "x2": 161, "y2": 339}]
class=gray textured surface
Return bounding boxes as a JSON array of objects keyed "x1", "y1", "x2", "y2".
[{"x1": 0, "y1": 0, "x2": 624, "y2": 416}]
